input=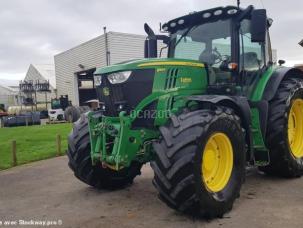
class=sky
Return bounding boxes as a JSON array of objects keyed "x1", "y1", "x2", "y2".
[{"x1": 0, "y1": 0, "x2": 303, "y2": 80}]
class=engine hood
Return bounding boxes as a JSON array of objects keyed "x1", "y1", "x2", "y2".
[{"x1": 94, "y1": 58, "x2": 205, "y2": 75}]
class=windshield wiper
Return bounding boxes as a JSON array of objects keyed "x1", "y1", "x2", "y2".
[{"x1": 172, "y1": 25, "x2": 197, "y2": 49}]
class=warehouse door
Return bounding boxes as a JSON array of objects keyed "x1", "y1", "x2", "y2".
[{"x1": 76, "y1": 68, "x2": 97, "y2": 106}]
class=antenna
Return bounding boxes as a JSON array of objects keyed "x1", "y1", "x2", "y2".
[{"x1": 237, "y1": 0, "x2": 240, "y2": 7}]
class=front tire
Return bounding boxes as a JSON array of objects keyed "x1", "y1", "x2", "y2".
[
  {"x1": 261, "y1": 78, "x2": 303, "y2": 177},
  {"x1": 67, "y1": 115, "x2": 142, "y2": 189},
  {"x1": 151, "y1": 107, "x2": 246, "y2": 218}
]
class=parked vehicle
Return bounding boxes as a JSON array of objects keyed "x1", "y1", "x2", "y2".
[
  {"x1": 0, "y1": 104, "x2": 8, "y2": 117},
  {"x1": 67, "y1": 5, "x2": 303, "y2": 218}
]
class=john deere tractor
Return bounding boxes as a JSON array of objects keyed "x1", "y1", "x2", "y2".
[{"x1": 67, "y1": 5, "x2": 303, "y2": 218}]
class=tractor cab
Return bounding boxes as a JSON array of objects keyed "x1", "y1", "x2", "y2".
[
  {"x1": 146, "y1": 5, "x2": 272, "y2": 95},
  {"x1": 48, "y1": 95, "x2": 69, "y2": 121}
]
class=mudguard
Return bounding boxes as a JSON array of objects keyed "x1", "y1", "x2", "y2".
[
  {"x1": 187, "y1": 95, "x2": 254, "y2": 162},
  {"x1": 257, "y1": 67, "x2": 303, "y2": 141},
  {"x1": 263, "y1": 67, "x2": 303, "y2": 101}
]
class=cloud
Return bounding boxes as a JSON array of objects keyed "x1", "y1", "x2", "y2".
[{"x1": 0, "y1": 0, "x2": 302, "y2": 80}]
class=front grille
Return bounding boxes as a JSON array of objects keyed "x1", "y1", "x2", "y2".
[
  {"x1": 164, "y1": 68, "x2": 179, "y2": 89},
  {"x1": 96, "y1": 69, "x2": 155, "y2": 117}
]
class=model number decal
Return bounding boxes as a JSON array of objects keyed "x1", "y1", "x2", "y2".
[
  {"x1": 157, "y1": 68, "x2": 166, "y2": 72},
  {"x1": 180, "y1": 77, "x2": 192, "y2": 83}
]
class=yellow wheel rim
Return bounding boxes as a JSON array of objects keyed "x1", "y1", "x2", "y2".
[
  {"x1": 288, "y1": 99, "x2": 303, "y2": 158},
  {"x1": 202, "y1": 133, "x2": 233, "y2": 193}
]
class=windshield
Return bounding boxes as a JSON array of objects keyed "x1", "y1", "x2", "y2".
[
  {"x1": 169, "y1": 19, "x2": 232, "y2": 66},
  {"x1": 51, "y1": 99, "x2": 61, "y2": 109},
  {"x1": 169, "y1": 19, "x2": 233, "y2": 84}
]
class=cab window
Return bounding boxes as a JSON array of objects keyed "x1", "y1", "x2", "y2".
[
  {"x1": 170, "y1": 19, "x2": 233, "y2": 84},
  {"x1": 174, "y1": 36, "x2": 206, "y2": 60},
  {"x1": 239, "y1": 19, "x2": 265, "y2": 72}
]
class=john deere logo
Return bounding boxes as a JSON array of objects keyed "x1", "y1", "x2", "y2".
[{"x1": 103, "y1": 87, "x2": 110, "y2": 96}]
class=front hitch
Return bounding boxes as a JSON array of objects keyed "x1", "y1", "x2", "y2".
[{"x1": 88, "y1": 110, "x2": 158, "y2": 170}]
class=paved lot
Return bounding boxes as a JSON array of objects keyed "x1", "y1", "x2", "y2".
[{"x1": 1, "y1": 156, "x2": 303, "y2": 228}]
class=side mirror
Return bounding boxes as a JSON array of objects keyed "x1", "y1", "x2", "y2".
[
  {"x1": 144, "y1": 23, "x2": 170, "y2": 58},
  {"x1": 251, "y1": 9, "x2": 267, "y2": 43},
  {"x1": 278, "y1": 59, "x2": 286, "y2": 66},
  {"x1": 144, "y1": 23, "x2": 156, "y2": 39}
]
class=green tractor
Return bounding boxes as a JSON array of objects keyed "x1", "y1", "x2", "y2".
[{"x1": 67, "y1": 5, "x2": 303, "y2": 218}]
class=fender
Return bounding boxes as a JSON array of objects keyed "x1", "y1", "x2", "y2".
[
  {"x1": 263, "y1": 67, "x2": 303, "y2": 101},
  {"x1": 247, "y1": 66, "x2": 303, "y2": 146},
  {"x1": 187, "y1": 95, "x2": 254, "y2": 162},
  {"x1": 258, "y1": 66, "x2": 303, "y2": 142},
  {"x1": 249, "y1": 100, "x2": 268, "y2": 139}
]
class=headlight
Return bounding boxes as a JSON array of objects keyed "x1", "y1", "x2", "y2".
[
  {"x1": 107, "y1": 71, "x2": 131, "y2": 84},
  {"x1": 94, "y1": 75, "x2": 102, "y2": 86}
]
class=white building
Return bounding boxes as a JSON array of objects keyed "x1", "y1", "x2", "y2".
[
  {"x1": 54, "y1": 31, "x2": 148, "y2": 106},
  {"x1": 0, "y1": 84, "x2": 19, "y2": 109},
  {"x1": 23, "y1": 64, "x2": 56, "y2": 107}
]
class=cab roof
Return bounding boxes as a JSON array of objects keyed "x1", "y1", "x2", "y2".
[{"x1": 162, "y1": 5, "x2": 246, "y2": 33}]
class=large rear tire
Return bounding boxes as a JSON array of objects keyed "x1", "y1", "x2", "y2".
[
  {"x1": 260, "y1": 78, "x2": 303, "y2": 177},
  {"x1": 151, "y1": 107, "x2": 246, "y2": 218},
  {"x1": 67, "y1": 114, "x2": 142, "y2": 189},
  {"x1": 64, "y1": 106, "x2": 80, "y2": 123}
]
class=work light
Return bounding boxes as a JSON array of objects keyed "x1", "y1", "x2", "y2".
[
  {"x1": 94, "y1": 75, "x2": 102, "y2": 86},
  {"x1": 203, "y1": 12, "x2": 211, "y2": 18},
  {"x1": 214, "y1": 10, "x2": 223, "y2": 16},
  {"x1": 229, "y1": 9, "x2": 238, "y2": 14}
]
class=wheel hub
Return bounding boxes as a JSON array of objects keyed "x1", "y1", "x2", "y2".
[
  {"x1": 288, "y1": 99, "x2": 303, "y2": 158},
  {"x1": 203, "y1": 149, "x2": 216, "y2": 171},
  {"x1": 202, "y1": 133, "x2": 233, "y2": 193}
]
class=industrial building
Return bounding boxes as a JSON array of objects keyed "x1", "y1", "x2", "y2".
[
  {"x1": 0, "y1": 65, "x2": 55, "y2": 112},
  {"x1": 54, "y1": 31, "x2": 148, "y2": 106},
  {"x1": 23, "y1": 64, "x2": 56, "y2": 107},
  {"x1": 0, "y1": 82, "x2": 19, "y2": 109}
]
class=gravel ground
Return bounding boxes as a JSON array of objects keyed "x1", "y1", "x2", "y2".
[{"x1": 0, "y1": 156, "x2": 302, "y2": 228}]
